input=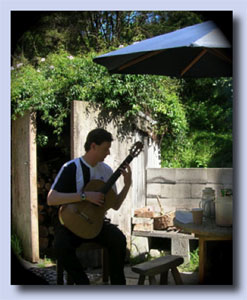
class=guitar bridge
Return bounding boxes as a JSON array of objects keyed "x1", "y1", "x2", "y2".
[{"x1": 77, "y1": 210, "x2": 93, "y2": 224}]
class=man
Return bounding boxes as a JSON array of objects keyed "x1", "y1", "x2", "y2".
[{"x1": 47, "y1": 128, "x2": 131, "y2": 285}]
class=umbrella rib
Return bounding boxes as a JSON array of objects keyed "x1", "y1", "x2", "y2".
[
  {"x1": 180, "y1": 49, "x2": 207, "y2": 76},
  {"x1": 207, "y1": 48, "x2": 232, "y2": 64},
  {"x1": 117, "y1": 50, "x2": 164, "y2": 71}
]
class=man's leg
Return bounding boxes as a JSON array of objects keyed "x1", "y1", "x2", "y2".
[
  {"x1": 95, "y1": 221, "x2": 127, "y2": 285},
  {"x1": 54, "y1": 225, "x2": 90, "y2": 284}
]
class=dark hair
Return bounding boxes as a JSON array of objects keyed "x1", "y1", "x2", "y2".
[{"x1": 84, "y1": 128, "x2": 113, "y2": 152}]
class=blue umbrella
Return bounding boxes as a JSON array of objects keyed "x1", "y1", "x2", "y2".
[{"x1": 93, "y1": 21, "x2": 232, "y2": 78}]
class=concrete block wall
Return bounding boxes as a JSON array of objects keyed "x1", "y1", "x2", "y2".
[{"x1": 146, "y1": 168, "x2": 233, "y2": 213}]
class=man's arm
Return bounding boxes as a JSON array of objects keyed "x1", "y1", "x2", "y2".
[
  {"x1": 47, "y1": 189, "x2": 105, "y2": 207},
  {"x1": 113, "y1": 165, "x2": 132, "y2": 210},
  {"x1": 47, "y1": 189, "x2": 81, "y2": 206}
]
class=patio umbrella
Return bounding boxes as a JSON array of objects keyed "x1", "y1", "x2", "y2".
[{"x1": 93, "y1": 21, "x2": 232, "y2": 78}]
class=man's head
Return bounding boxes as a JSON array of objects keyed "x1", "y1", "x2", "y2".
[{"x1": 84, "y1": 128, "x2": 113, "y2": 152}]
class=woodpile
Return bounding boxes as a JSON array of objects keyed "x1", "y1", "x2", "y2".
[{"x1": 37, "y1": 161, "x2": 59, "y2": 257}]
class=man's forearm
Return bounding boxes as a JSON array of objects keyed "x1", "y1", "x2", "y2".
[
  {"x1": 47, "y1": 189, "x2": 81, "y2": 206},
  {"x1": 113, "y1": 184, "x2": 131, "y2": 210}
]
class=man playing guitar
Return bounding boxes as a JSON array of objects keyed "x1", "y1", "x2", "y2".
[{"x1": 47, "y1": 128, "x2": 132, "y2": 285}]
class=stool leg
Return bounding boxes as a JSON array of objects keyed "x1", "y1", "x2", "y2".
[
  {"x1": 66, "y1": 272, "x2": 75, "y2": 285},
  {"x1": 148, "y1": 275, "x2": 157, "y2": 285},
  {"x1": 101, "y1": 248, "x2": 109, "y2": 283},
  {"x1": 138, "y1": 275, "x2": 146, "y2": 285},
  {"x1": 171, "y1": 267, "x2": 183, "y2": 285},
  {"x1": 56, "y1": 260, "x2": 64, "y2": 285},
  {"x1": 160, "y1": 271, "x2": 169, "y2": 285}
]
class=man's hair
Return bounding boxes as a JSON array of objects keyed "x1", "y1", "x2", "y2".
[{"x1": 84, "y1": 128, "x2": 113, "y2": 152}]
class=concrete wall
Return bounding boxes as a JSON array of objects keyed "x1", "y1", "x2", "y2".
[{"x1": 146, "y1": 168, "x2": 233, "y2": 213}]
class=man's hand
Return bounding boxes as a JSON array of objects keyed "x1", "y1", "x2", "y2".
[
  {"x1": 120, "y1": 164, "x2": 132, "y2": 187},
  {"x1": 84, "y1": 191, "x2": 105, "y2": 206}
]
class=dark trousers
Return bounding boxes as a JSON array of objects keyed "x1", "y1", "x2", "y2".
[{"x1": 54, "y1": 221, "x2": 127, "y2": 285}]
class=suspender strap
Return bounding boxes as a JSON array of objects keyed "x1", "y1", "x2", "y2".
[{"x1": 79, "y1": 158, "x2": 90, "y2": 187}]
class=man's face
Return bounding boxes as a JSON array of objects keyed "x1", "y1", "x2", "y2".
[{"x1": 93, "y1": 141, "x2": 111, "y2": 162}]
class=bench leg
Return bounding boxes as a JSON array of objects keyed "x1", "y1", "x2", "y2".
[
  {"x1": 138, "y1": 275, "x2": 146, "y2": 285},
  {"x1": 171, "y1": 267, "x2": 183, "y2": 285},
  {"x1": 148, "y1": 275, "x2": 157, "y2": 285},
  {"x1": 160, "y1": 271, "x2": 169, "y2": 285}
]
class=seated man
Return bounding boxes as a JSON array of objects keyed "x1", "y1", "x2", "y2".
[{"x1": 47, "y1": 128, "x2": 132, "y2": 284}]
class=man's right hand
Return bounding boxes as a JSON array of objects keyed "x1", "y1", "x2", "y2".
[{"x1": 84, "y1": 191, "x2": 105, "y2": 206}]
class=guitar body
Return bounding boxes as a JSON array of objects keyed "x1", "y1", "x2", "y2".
[{"x1": 59, "y1": 180, "x2": 116, "y2": 239}]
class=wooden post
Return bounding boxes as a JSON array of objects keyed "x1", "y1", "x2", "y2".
[{"x1": 11, "y1": 112, "x2": 39, "y2": 262}]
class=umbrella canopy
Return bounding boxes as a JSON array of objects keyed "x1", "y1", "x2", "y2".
[{"x1": 93, "y1": 21, "x2": 232, "y2": 78}]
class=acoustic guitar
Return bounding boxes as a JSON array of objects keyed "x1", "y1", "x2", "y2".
[{"x1": 59, "y1": 141, "x2": 143, "y2": 239}]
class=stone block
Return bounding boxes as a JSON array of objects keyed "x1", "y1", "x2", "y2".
[
  {"x1": 191, "y1": 184, "x2": 207, "y2": 199},
  {"x1": 132, "y1": 217, "x2": 154, "y2": 231},
  {"x1": 207, "y1": 168, "x2": 233, "y2": 185},
  {"x1": 147, "y1": 168, "x2": 176, "y2": 183},
  {"x1": 173, "y1": 184, "x2": 191, "y2": 198},
  {"x1": 171, "y1": 237, "x2": 190, "y2": 264},
  {"x1": 176, "y1": 169, "x2": 207, "y2": 183},
  {"x1": 146, "y1": 183, "x2": 174, "y2": 198},
  {"x1": 131, "y1": 236, "x2": 149, "y2": 257},
  {"x1": 146, "y1": 198, "x2": 201, "y2": 212}
]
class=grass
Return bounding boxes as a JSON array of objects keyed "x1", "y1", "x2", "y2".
[
  {"x1": 37, "y1": 256, "x2": 56, "y2": 268},
  {"x1": 11, "y1": 233, "x2": 23, "y2": 257},
  {"x1": 130, "y1": 248, "x2": 199, "y2": 273},
  {"x1": 178, "y1": 248, "x2": 199, "y2": 272}
]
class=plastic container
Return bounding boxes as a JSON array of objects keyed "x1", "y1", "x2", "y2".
[{"x1": 215, "y1": 196, "x2": 232, "y2": 226}]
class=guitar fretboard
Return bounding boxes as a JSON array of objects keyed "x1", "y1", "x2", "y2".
[{"x1": 100, "y1": 154, "x2": 134, "y2": 194}]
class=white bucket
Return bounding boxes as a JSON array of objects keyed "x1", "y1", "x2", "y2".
[{"x1": 215, "y1": 196, "x2": 232, "y2": 226}]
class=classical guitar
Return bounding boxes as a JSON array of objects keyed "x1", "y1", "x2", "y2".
[{"x1": 59, "y1": 141, "x2": 143, "y2": 239}]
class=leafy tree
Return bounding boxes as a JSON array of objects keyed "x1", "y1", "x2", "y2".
[
  {"x1": 11, "y1": 50, "x2": 186, "y2": 154},
  {"x1": 11, "y1": 11, "x2": 232, "y2": 167}
]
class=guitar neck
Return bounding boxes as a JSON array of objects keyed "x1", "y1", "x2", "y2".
[{"x1": 100, "y1": 154, "x2": 134, "y2": 194}]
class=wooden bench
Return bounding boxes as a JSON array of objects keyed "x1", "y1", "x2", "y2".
[
  {"x1": 131, "y1": 255, "x2": 184, "y2": 285},
  {"x1": 56, "y1": 242, "x2": 109, "y2": 285}
]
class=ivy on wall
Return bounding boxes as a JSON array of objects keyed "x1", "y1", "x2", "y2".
[
  {"x1": 11, "y1": 50, "x2": 187, "y2": 150},
  {"x1": 11, "y1": 50, "x2": 232, "y2": 167}
]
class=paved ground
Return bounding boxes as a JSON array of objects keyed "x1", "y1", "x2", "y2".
[{"x1": 22, "y1": 259, "x2": 199, "y2": 285}]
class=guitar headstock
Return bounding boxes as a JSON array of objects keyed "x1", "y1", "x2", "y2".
[{"x1": 129, "y1": 141, "x2": 143, "y2": 157}]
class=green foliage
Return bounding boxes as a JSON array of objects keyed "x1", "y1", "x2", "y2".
[
  {"x1": 179, "y1": 248, "x2": 199, "y2": 272},
  {"x1": 13, "y1": 11, "x2": 202, "y2": 60},
  {"x1": 11, "y1": 50, "x2": 185, "y2": 150},
  {"x1": 179, "y1": 78, "x2": 232, "y2": 131},
  {"x1": 37, "y1": 256, "x2": 55, "y2": 268},
  {"x1": 162, "y1": 77, "x2": 233, "y2": 168},
  {"x1": 11, "y1": 11, "x2": 232, "y2": 167},
  {"x1": 163, "y1": 131, "x2": 232, "y2": 168},
  {"x1": 11, "y1": 233, "x2": 23, "y2": 257}
]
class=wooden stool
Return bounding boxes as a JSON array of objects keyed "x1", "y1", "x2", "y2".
[
  {"x1": 56, "y1": 242, "x2": 109, "y2": 285},
  {"x1": 131, "y1": 255, "x2": 184, "y2": 285}
]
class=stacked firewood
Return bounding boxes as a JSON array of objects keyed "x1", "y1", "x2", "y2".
[{"x1": 37, "y1": 161, "x2": 59, "y2": 257}]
